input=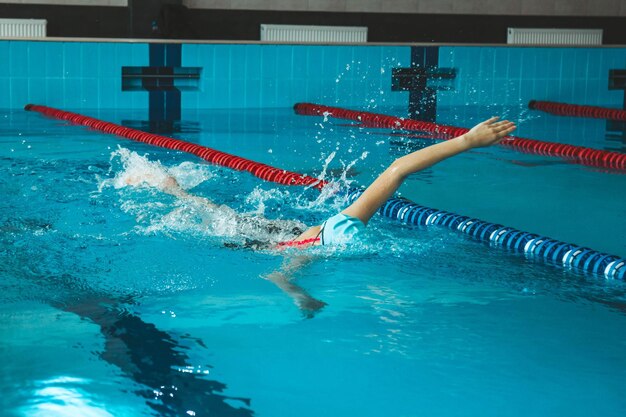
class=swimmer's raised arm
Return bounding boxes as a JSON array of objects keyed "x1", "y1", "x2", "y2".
[{"x1": 341, "y1": 117, "x2": 516, "y2": 225}]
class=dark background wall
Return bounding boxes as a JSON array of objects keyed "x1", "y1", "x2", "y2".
[{"x1": 0, "y1": 0, "x2": 625, "y2": 44}]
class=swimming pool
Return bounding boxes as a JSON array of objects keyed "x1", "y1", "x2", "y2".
[{"x1": 1, "y1": 102, "x2": 625, "y2": 416}]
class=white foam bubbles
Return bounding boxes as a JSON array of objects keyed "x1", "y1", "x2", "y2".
[{"x1": 98, "y1": 147, "x2": 214, "y2": 193}]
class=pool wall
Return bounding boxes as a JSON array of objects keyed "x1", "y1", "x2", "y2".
[{"x1": 1, "y1": 40, "x2": 625, "y2": 110}]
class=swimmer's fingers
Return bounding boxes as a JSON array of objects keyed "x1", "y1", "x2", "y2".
[
  {"x1": 482, "y1": 116, "x2": 500, "y2": 125},
  {"x1": 466, "y1": 117, "x2": 514, "y2": 147},
  {"x1": 491, "y1": 122, "x2": 517, "y2": 144},
  {"x1": 492, "y1": 120, "x2": 515, "y2": 133},
  {"x1": 496, "y1": 121, "x2": 517, "y2": 136}
]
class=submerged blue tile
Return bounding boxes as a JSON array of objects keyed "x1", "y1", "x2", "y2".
[
  {"x1": 244, "y1": 44, "x2": 261, "y2": 81},
  {"x1": 573, "y1": 49, "x2": 589, "y2": 79},
  {"x1": 291, "y1": 46, "x2": 308, "y2": 79},
  {"x1": 214, "y1": 45, "x2": 230, "y2": 80},
  {"x1": 533, "y1": 79, "x2": 549, "y2": 101},
  {"x1": 545, "y1": 77, "x2": 562, "y2": 100},
  {"x1": 229, "y1": 45, "x2": 246, "y2": 80},
  {"x1": 182, "y1": 43, "x2": 199, "y2": 66},
  {"x1": 604, "y1": 89, "x2": 623, "y2": 107},
  {"x1": 10, "y1": 78, "x2": 29, "y2": 108},
  {"x1": 44, "y1": 78, "x2": 65, "y2": 108},
  {"x1": 9, "y1": 41, "x2": 29, "y2": 77},
  {"x1": 345, "y1": 46, "x2": 365, "y2": 78},
  {"x1": 98, "y1": 43, "x2": 120, "y2": 79},
  {"x1": 438, "y1": 47, "x2": 455, "y2": 67},
  {"x1": 125, "y1": 43, "x2": 148, "y2": 66},
  {"x1": 519, "y1": 79, "x2": 534, "y2": 103},
  {"x1": 98, "y1": 78, "x2": 117, "y2": 109},
  {"x1": 506, "y1": 48, "x2": 522, "y2": 79},
  {"x1": 479, "y1": 48, "x2": 495, "y2": 78},
  {"x1": 493, "y1": 48, "x2": 509, "y2": 79},
  {"x1": 213, "y1": 77, "x2": 230, "y2": 108},
  {"x1": 282, "y1": 79, "x2": 305, "y2": 105},
  {"x1": 306, "y1": 46, "x2": 324, "y2": 78},
  {"x1": 261, "y1": 44, "x2": 278, "y2": 80},
  {"x1": 80, "y1": 42, "x2": 101, "y2": 78},
  {"x1": 586, "y1": 50, "x2": 603, "y2": 79},
  {"x1": 0, "y1": 42, "x2": 9, "y2": 77},
  {"x1": 245, "y1": 78, "x2": 261, "y2": 108},
  {"x1": 196, "y1": 81, "x2": 215, "y2": 109},
  {"x1": 560, "y1": 78, "x2": 576, "y2": 103},
  {"x1": 274, "y1": 45, "x2": 293, "y2": 82},
  {"x1": 62, "y1": 42, "x2": 82, "y2": 78},
  {"x1": 26, "y1": 42, "x2": 48, "y2": 77},
  {"x1": 181, "y1": 91, "x2": 198, "y2": 111},
  {"x1": 537, "y1": 48, "x2": 563, "y2": 80},
  {"x1": 0, "y1": 78, "x2": 9, "y2": 108},
  {"x1": 129, "y1": 90, "x2": 147, "y2": 110},
  {"x1": 338, "y1": 45, "x2": 355, "y2": 69},
  {"x1": 229, "y1": 80, "x2": 246, "y2": 108},
  {"x1": 45, "y1": 43, "x2": 63, "y2": 78},
  {"x1": 260, "y1": 78, "x2": 277, "y2": 108},
  {"x1": 321, "y1": 46, "x2": 339, "y2": 80},
  {"x1": 194, "y1": 44, "x2": 215, "y2": 79},
  {"x1": 62, "y1": 79, "x2": 82, "y2": 109},
  {"x1": 560, "y1": 50, "x2": 576, "y2": 80},
  {"x1": 368, "y1": 47, "x2": 385, "y2": 78},
  {"x1": 519, "y1": 48, "x2": 538, "y2": 79}
]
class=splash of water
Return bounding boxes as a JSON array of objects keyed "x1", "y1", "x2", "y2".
[
  {"x1": 96, "y1": 148, "x2": 440, "y2": 257},
  {"x1": 100, "y1": 148, "x2": 306, "y2": 245},
  {"x1": 98, "y1": 147, "x2": 215, "y2": 193}
]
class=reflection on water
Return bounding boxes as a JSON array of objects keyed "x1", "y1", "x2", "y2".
[{"x1": 0, "y1": 165, "x2": 254, "y2": 416}]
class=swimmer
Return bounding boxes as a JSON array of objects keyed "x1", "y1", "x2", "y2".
[
  {"x1": 124, "y1": 116, "x2": 516, "y2": 315},
  {"x1": 127, "y1": 116, "x2": 515, "y2": 248}
]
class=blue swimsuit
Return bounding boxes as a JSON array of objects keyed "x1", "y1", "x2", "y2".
[{"x1": 320, "y1": 213, "x2": 365, "y2": 245}]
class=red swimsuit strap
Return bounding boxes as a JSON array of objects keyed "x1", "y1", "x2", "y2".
[{"x1": 276, "y1": 237, "x2": 320, "y2": 248}]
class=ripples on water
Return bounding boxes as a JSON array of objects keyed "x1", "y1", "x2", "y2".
[{"x1": 2, "y1": 113, "x2": 626, "y2": 416}]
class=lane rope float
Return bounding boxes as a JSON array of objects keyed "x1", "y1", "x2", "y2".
[
  {"x1": 25, "y1": 104, "x2": 625, "y2": 279},
  {"x1": 24, "y1": 104, "x2": 327, "y2": 190},
  {"x1": 294, "y1": 102, "x2": 626, "y2": 171},
  {"x1": 529, "y1": 100, "x2": 626, "y2": 121},
  {"x1": 347, "y1": 189, "x2": 625, "y2": 280}
]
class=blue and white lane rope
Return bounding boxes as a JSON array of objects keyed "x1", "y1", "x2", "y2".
[{"x1": 347, "y1": 189, "x2": 625, "y2": 280}]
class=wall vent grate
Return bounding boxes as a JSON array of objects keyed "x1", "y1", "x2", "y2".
[
  {"x1": 507, "y1": 28, "x2": 602, "y2": 45},
  {"x1": 0, "y1": 18, "x2": 47, "y2": 38},
  {"x1": 260, "y1": 24, "x2": 367, "y2": 43}
]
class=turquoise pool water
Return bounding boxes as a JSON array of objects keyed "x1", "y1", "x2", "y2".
[{"x1": 1, "y1": 106, "x2": 625, "y2": 416}]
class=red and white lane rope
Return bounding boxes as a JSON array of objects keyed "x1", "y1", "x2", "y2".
[
  {"x1": 529, "y1": 100, "x2": 626, "y2": 122},
  {"x1": 294, "y1": 102, "x2": 626, "y2": 171},
  {"x1": 25, "y1": 104, "x2": 327, "y2": 190}
]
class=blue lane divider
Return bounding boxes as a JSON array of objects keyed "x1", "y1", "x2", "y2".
[{"x1": 347, "y1": 189, "x2": 625, "y2": 280}]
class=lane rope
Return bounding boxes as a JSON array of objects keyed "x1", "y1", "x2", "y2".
[
  {"x1": 294, "y1": 102, "x2": 626, "y2": 171},
  {"x1": 347, "y1": 189, "x2": 625, "y2": 280},
  {"x1": 24, "y1": 104, "x2": 327, "y2": 190},
  {"x1": 529, "y1": 100, "x2": 626, "y2": 121},
  {"x1": 25, "y1": 104, "x2": 625, "y2": 279}
]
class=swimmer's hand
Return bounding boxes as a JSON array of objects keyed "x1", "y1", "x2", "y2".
[
  {"x1": 463, "y1": 117, "x2": 516, "y2": 148},
  {"x1": 298, "y1": 297, "x2": 327, "y2": 319}
]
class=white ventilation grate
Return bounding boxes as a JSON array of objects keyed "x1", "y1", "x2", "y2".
[
  {"x1": 507, "y1": 28, "x2": 602, "y2": 45},
  {"x1": 260, "y1": 24, "x2": 367, "y2": 43},
  {"x1": 0, "y1": 18, "x2": 47, "y2": 38}
]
